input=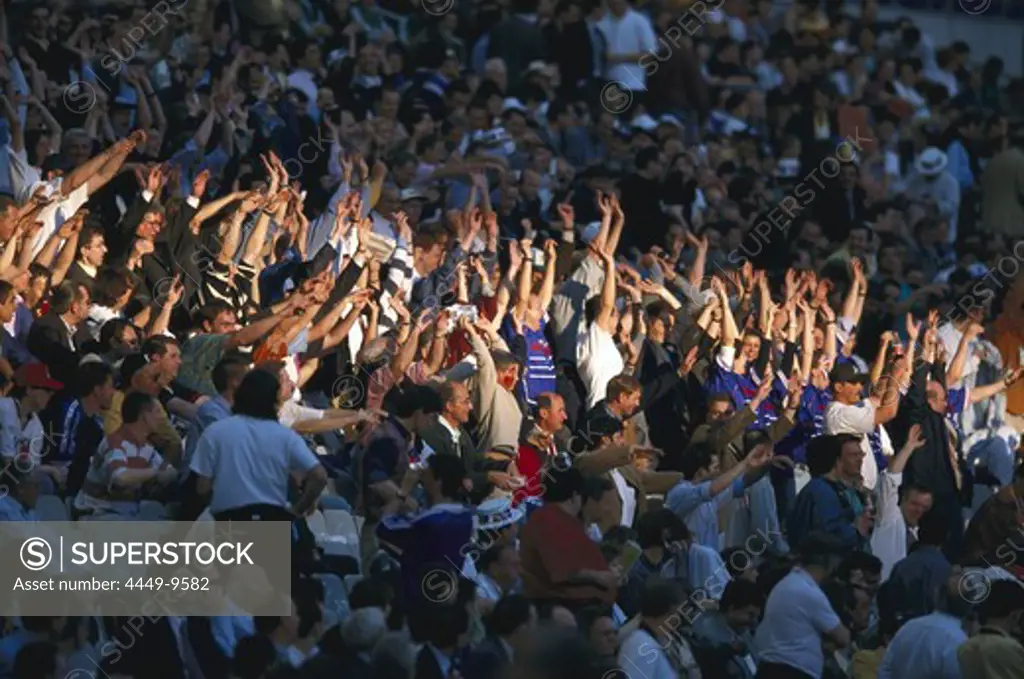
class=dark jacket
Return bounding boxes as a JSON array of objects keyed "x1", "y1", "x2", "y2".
[
  {"x1": 26, "y1": 312, "x2": 79, "y2": 387},
  {"x1": 420, "y1": 415, "x2": 480, "y2": 465},
  {"x1": 463, "y1": 636, "x2": 511, "y2": 679}
]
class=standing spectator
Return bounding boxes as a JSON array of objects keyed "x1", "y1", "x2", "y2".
[
  {"x1": 189, "y1": 368, "x2": 328, "y2": 521},
  {"x1": 871, "y1": 424, "x2": 932, "y2": 580},
  {"x1": 184, "y1": 356, "x2": 249, "y2": 464},
  {"x1": 618, "y1": 578, "x2": 702, "y2": 679},
  {"x1": 518, "y1": 467, "x2": 619, "y2": 609},
  {"x1": 487, "y1": 0, "x2": 547, "y2": 95},
  {"x1": 754, "y1": 532, "x2": 851, "y2": 679},
  {"x1": 906, "y1": 148, "x2": 961, "y2": 243},
  {"x1": 981, "y1": 128, "x2": 1024, "y2": 240},
  {"x1": 788, "y1": 434, "x2": 873, "y2": 553},
  {"x1": 598, "y1": 0, "x2": 657, "y2": 111},
  {"x1": 823, "y1": 362, "x2": 901, "y2": 493},
  {"x1": 377, "y1": 453, "x2": 476, "y2": 604}
]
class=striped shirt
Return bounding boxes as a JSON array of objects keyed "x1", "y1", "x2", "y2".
[
  {"x1": 76, "y1": 435, "x2": 165, "y2": 512},
  {"x1": 504, "y1": 314, "x2": 556, "y2": 407}
]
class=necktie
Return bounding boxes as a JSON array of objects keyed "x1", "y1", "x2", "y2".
[
  {"x1": 907, "y1": 526, "x2": 918, "y2": 550},
  {"x1": 944, "y1": 420, "x2": 963, "y2": 490}
]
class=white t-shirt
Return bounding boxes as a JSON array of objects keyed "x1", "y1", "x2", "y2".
[
  {"x1": 598, "y1": 10, "x2": 657, "y2": 91},
  {"x1": 189, "y1": 415, "x2": 320, "y2": 514},
  {"x1": 577, "y1": 322, "x2": 624, "y2": 409},
  {"x1": 29, "y1": 179, "x2": 90, "y2": 258},
  {"x1": 755, "y1": 568, "x2": 841, "y2": 679},
  {"x1": 824, "y1": 400, "x2": 882, "y2": 491}
]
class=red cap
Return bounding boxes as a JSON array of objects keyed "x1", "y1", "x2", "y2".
[{"x1": 14, "y1": 363, "x2": 64, "y2": 391}]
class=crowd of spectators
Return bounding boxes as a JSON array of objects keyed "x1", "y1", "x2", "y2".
[{"x1": 2, "y1": 0, "x2": 1024, "y2": 678}]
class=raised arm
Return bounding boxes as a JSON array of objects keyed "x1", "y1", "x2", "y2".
[
  {"x1": 593, "y1": 248, "x2": 618, "y2": 334},
  {"x1": 946, "y1": 322, "x2": 982, "y2": 388}
]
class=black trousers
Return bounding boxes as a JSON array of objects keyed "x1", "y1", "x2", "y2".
[
  {"x1": 214, "y1": 504, "x2": 320, "y2": 575},
  {"x1": 212, "y1": 504, "x2": 295, "y2": 522},
  {"x1": 756, "y1": 662, "x2": 815, "y2": 679}
]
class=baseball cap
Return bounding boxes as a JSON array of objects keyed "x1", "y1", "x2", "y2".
[
  {"x1": 399, "y1": 188, "x2": 429, "y2": 202},
  {"x1": 829, "y1": 362, "x2": 869, "y2": 385},
  {"x1": 14, "y1": 363, "x2": 64, "y2": 391}
]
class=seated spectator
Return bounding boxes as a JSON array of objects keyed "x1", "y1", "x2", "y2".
[
  {"x1": 691, "y1": 579, "x2": 763, "y2": 679},
  {"x1": 0, "y1": 363, "x2": 64, "y2": 490},
  {"x1": 574, "y1": 606, "x2": 618, "y2": 666},
  {"x1": 465, "y1": 594, "x2": 537, "y2": 679},
  {"x1": 74, "y1": 391, "x2": 178, "y2": 518},
  {"x1": 877, "y1": 568, "x2": 972, "y2": 679},
  {"x1": 618, "y1": 578, "x2": 702, "y2": 679},
  {"x1": 102, "y1": 353, "x2": 182, "y2": 465},
  {"x1": 58, "y1": 361, "x2": 117, "y2": 497},
  {"x1": 0, "y1": 466, "x2": 41, "y2": 522}
]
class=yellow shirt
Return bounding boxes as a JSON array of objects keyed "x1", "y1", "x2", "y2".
[
  {"x1": 851, "y1": 648, "x2": 884, "y2": 679},
  {"x1": 103, "y1": 390, "x2": 182, "y2": 464}
]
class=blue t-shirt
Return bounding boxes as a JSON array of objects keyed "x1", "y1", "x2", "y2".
[{"x1": 503, "y1": 314, "x2": 556, "y2": 407}]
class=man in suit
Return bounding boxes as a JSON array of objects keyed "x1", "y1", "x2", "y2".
[
  {"x1": 26, "y1": 280, "x2": 91, "y2": 387},
  {"x1": 413, "y1": 600, "x2": 471, "y2": 679},
  {"x1": 464, "y1": 594, "x2": 537, "y2": 679},
  {"x1": 421, "y1": 380, "x2": 478, "y2": 464}
]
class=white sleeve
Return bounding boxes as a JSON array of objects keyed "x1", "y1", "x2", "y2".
[
  {"x1": 825, "y1": 401, "x2": 875, "y2": 435},
  {"x1": 716, "y1": 345, "x2": 736, "y2": 372},
  {"x1": 638, "y1": 15, "x2": 658, "y2": 52},
  {"x1": 876, "y1": 471, "x2": 902, "y2": 527}
]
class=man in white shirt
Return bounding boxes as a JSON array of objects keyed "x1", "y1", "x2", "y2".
[
  {"x1": 577, "y1": 249, "x2": 623, "y2": 409},
  {"x1": 599, "y1": 0, "x2": 657, "y2": 94},
  {"x1": 871, "y1": 424, "x2": 933, "y2": 581},
  {"x1": 824, "y1": 363, "x2": 901, "y2": 492},
  {"x1": 755, "y1": 533, "x2": 851, "y2": 679},
  {"x1": 28, "y1": 130, "x2": 143, "y2": 257}
]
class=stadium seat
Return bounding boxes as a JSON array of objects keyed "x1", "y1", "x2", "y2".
[
  {"x1": 35, "y1": 495, "x2": 69, "y2": 521},
  {"x1": 306, "y1": 510, "x2": 327, "y2": 537},
  {"x1": 313, "y1": 572, "x2": 350, "y2": 626},
  {"x1": 323, "y1": 509, "x2": 359, "y2": 540}
]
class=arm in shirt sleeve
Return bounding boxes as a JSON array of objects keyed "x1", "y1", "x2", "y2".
[
  {"x1": 189, "y1": 431, "x2": 217, "y2": 479},
  {"x1": 714, "y1": 477, "x2": 746, "y2": 509},
  {"x1": 809, "y1": 588, "x2": 843, "y2": 636},
  {"x1": 665, "y1": 480, "x2": 713, "y2": 518},
  {"x1": 0, "y1": 401, "x2": 17, "y2": 457},
  {"x1": 688, "y1": 545, "x2": 732, "y2": 601},
  {"x1": 285, "y1": 431, "x2": 321, "y2": 474},
  {"x1": 876, "y1": 471, "x2": 902, "y2": 528},
  {"x1": 827, "y1": 401, "x2": 876, "y2": 435}
]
